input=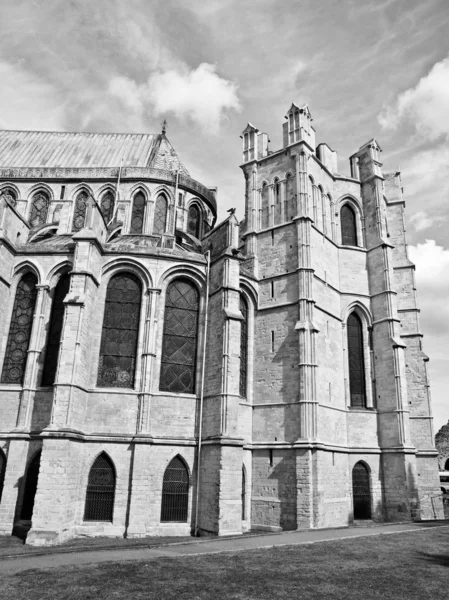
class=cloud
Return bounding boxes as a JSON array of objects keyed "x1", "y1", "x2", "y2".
[
  {"x1": 409, "y1": 210, "x2": 447, "y2": 232},
  {"x1": 379, "y1": 55, "x2": 449, "y2": 139},
  {"x1": 108, "y1": 63, "x2": 241, "y2": 134}
]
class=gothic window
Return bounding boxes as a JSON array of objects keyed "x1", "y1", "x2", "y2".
[
  {"x1": 100, "y1": 191, "x2": 115, "y2": 224},
  {"x1": 261, "y1": 183, "x2": 269, "y2": 228},
  {"x1": 240, "y1": 296, "x2": 248, "y2": 397},
  {"x1": 41, "y1": 273, "x2": 70, "y2": 386},
  {"x1": 0, "y1": 187, "x2": 17, "y2": 207},
  {"x1": 21, "y1": 450, "x2": 41, "y2": 520},
  {"x1": 352, "y1": 462, "x2": 371, "y2": 519},
  {"x1": 0, "y1": 449, "x2": 6, "y2": 503},
  {"x1": 187, "y1": 205, "x2": 200, "y2": 238},
  {"x1": 72, "y1": 190, "x2": 88, "y2": 232},
  {"x1": 347, "y1": 313, "x2": 366, "y2": 408},
  {"x1": 84, "y1": 453, "x2": 115, "y2": 522},
  {"x1": 97, "y1": 273, "x2": 142, "y2": 388},
  {"x1": 161, "y1": 456, "x2": 189, "y2": 522},
  {"x1": 130, "y1": 192, "x2": 145, "y2": 234},
  {"x1": 1, "y1": 273, "x2": 38, "y2": 384},
  {"x1": 286, "y1": 174, "x2": 294, "y2": 221},
  {"x1": 153, "y1": 194, "x2": 168, "y2": 235},
  {"x1": 341, "y1": 204, "x2": 358, "y2": 246},
  {"x1": 160, "y1": 279, "x2": 199, "y2": 394},
  {"x1": 242, "y1": 467, "x2": 246, "y2": 520},
  {"x1": 29, "y1": 191, "x2": 50, "y2": 227},
  {"x1": 274, "y1": 178, "x2": 281, "y2": 225}
]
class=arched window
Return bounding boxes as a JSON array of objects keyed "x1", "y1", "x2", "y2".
[
  {"x1": 347, "y1": 313, "x2": 366, "y2": 408},
  {"x1": 72, "y1": 191, "x2": 89, "y2": 232},
  {"x1": 130, "y1": 192, "x2": 145, "y2": 234},
  {"x1": 187, "y1": 204, "x2": 200, "y2": 238},
  {"x1": 0, "y1": 449, "x2": 6, "y2": 503},
  {"x1": 41, "y1": 273, "x2": 70, "y2": 386},
  {"x1": 1, "y1": 273, "x2": 38, "y2": 384},
  {"x1": 352, "y1": 462, "x2": 371, "y2": 519},
  {"x1": 153, "y1": 194, "x2": 168, "y2": 235},
  {"x1": 261, "y1": 183, "x2": 269, "y2": 229},
  {"x1": 274, "y1": 179, "x2": 281, "y2": 225},
  {"x1": 0, "y1": 187, "x2": 17, "y2": 207},
  {"x1": 100, "y1": 191, "x2": 115, "y2": 224},
  {"x1": 29, "y1": 191, "x2": 50, "y2": 227},
  {"x1": 341, "y1": 204, "x2": 358, "y2": 246},
  {"x1": 84, "y1": 453, "x2": 115, "y2": 522},
  {"x1": 242, "y1": 467, "x2": 246, "y2": 520},
  {"x1": 160, "y1": 279, "x2": 199, "y2": 394},
  {"x1": 21, "y1": 450, "x2": 41, "y2": 520},
  {"x1": 161, "y1": 456, "x2": 189, "y2": 522},
  {"x1": 286, "y1": 174, "x2": 295, "y2": 221},
  {"x1": 240, "y1": 296, "x2": 248, "y2": 398},
  {"x1": 97, "y1": 273, "x2": 142, "y2": 388}
]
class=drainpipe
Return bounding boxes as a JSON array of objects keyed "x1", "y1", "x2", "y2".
[{"x1": 194, "y1": 250, "x2": 210, "y2": 536}]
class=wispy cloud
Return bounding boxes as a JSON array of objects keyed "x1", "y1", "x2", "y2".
[{"x1": 409, "y1": 210, "x2": 447, "y2": 232}]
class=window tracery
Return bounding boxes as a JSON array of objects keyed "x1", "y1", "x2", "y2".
[
  {"x1": 100, "y1": 191, "x2": 115, "y2": 224},
  {"x1": 0, "y1": 187, "x2": 17, "y2": 207},
  {"x1": 153, "y1": 194, "x2": 168, "y2": 235},
  {"x1": 72, "y1": 191, "x2": 88, "y2": 232},
  {"x1": 29, "y1": 191, "x2": 50, "y2": 227},
  {"x1": 187, "y1": 204, "x2": 200, "y2": 238},
  {"x1": 130, "y1": 192, "x2": 145, "y2": 234}
]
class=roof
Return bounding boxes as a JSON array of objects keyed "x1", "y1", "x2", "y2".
[{"x1": 0, "y1": 130, "x2": 190, "y2": 176}]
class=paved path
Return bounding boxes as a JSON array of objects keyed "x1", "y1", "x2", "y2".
[{"x1": 0, "y1": 522, "x2": 447, "y2": 575}]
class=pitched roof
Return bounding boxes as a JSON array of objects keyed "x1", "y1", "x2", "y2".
[{"x1": 0, "y1": 130, "x2": 190, "y2": 175}]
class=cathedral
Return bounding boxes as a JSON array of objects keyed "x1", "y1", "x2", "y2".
[{"x1": 0, "y1": 104, "x2": 443, "y2": 546}]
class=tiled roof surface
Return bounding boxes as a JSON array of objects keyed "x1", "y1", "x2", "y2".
[{"x1": 0, "y1": 130, "x2": 190, "y2": 175}]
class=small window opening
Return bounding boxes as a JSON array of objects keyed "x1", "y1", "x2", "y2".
[
  {"x1": 271, "y1": 330, "x2": 275, "y2": 352},
  {"x1": 60, "y1": 185, "x2": 66, "y2": 200}
]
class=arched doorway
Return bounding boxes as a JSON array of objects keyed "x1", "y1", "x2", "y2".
[
  {"x1": 20, "y1": 451, "x2": 41, "y2": 520},
  {"x1": 352, "y1": 462, "x2": 371, "y2": 520}
]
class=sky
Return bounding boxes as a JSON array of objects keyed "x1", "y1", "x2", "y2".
[{"x1": 0, "y1": 0, "x2": 448, "y2": 434}]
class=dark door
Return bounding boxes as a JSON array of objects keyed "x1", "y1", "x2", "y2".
[
  {"x1": 352, "y1": 462, "x2": 371, "y2": 520},
  {"x1": 20, "y1": 451, "x2": 41, "y2": 520}
]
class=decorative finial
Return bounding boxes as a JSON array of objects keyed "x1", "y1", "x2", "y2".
[{"x1": 162, "y1": 119, "x2": 167, "y2": 135}]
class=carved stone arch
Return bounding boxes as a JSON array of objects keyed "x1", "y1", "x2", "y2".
[
  {"x1": 343, "y1": 301, "x2": 372, "y2": 328},
  {"x1": 70, "y1": 182, "x2": 94, "y2": 199},
  {"x1": 163, "y1": 452, "x2": 192, "y2": 479},
  {"x1": 0, "y1": 182, "x2": 20, "y2": 206},
  {"x1": 27, "y1": 183, "x2": 54, "y2": 203},
  {"x1": 27, "y1": 184, "x2": 53, "y2": 227},
  {"x1": 46, "y1": 259, "x2": 73, "y2": 288},
  {"x1": 128, "y1": 182, "x2": 151, "y2": 201},
  {"x1": 156, "y1": 263, "x2": 205, "y2": 290},
  {"x1": 337, "y1": 193, "x2": 363, "y2": 215},
  {"x1": 13, "y1": 260, "x2": 43, "y2": 285},
  {"x1": 153, "y1": 184, "x2": 174, "y2": 203},
  {"x1": 28, "y1": 224, "x2": 58, "y2": 244},
  {"x1": 97, "y1": 184, "x2": 118, "y2": 225},
  {"x1": 102, "y1": 257, "x2": 153, "y2": 290},
  {"x1": 239, "y1": 279, "x2": 258, "y2": 309}
]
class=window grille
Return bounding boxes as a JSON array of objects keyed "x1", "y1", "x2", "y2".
[
  {"x1": 84, "y1": 453, "x2": 115, "y2": 522},
  {"x1": 0, "y1": 187, "x2": 17, "y2": 207},
  {"x1": 153, "y1": 194, "x2": 168, "y2": 235},
  {"x1": 21, "y1": 451, "x2": 41, "y2": 520},
  {"x1": 0, "y1": 450, "x2": 6, "y2": 503},
  {"x1": 161, "y1": 456, "x2": 189, "y2": 522},
  {"x1": 242, "y1": 467, "x2": 246, "y2": 520},
  {"x1": 240, "y1": 296, "x2": 248, "y2": 397},
  {"x1": 1, "y1": 273, "x2": 38, "y2": 384},
  {"x1": 341, "y1": 204, "x2": 357, "y2": 246},
  {"x1": 352, "y1": 462, "x2": 371, "y2": 519},
  {"x1": 41, "y1": 273, "x2": 70, "y2": 386},
  {"x1": 160, "y1": 279, "x2": 199, "y2": 394},
  {"x1": 29, "y1": 191, "x2": 50, "y2": 227},
  {"x1": 72, "y1": 191, "x2": 88, "y2": 232},
  {"x1": 347, "y1": 313, "x2": 366, "y2": 408},
  {"x1": 97, "y1": 273, "x2": 141, "y2": 388},
  {"x1": 130, "y1": 192, "x2": 145, "y2": 233},
  {"x1": 100, "y1": 191, "x2": 115, "y2": 224},
  {"x1": 187, "y1": 205, "x2": 200, "y2": 238}
]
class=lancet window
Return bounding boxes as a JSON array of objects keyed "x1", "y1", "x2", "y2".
[
  {"x1": 100, "y1": 191, "x2": 115, "y2": 224},
  {"x1": 240, "y1": 296, "x2": 248, "y2": 397},
  {"x1": 153, "y1": 194, "x2": 168, "y2": 235},
  {"x1": 187, "y1": 204, "x2": 200, "y2": 238},
  {"x1": 347, "y1": 313, "x2": 366, "y2": 408},
  {"x1": 72, "y1": 190, "x2": 89, "y2": 232},
  {"x1": 0, "y1": 187, "x2": 17, "y2": 207},
  {"x1": 130, "y1": 192, "x2": 145, "y2": 234},
  {"x1": 341, "y1": 204, "x2": 358, "y2": 246},
  {"x1": 97, "y1": 273, "x2": 142, "y2": 388},
  {"x1": 1, "y1": 273, "x2": 38, "y2": 384},
  {"x1": 159, "y1": 279, "x2": 199, "y2": 394},
  {"x1": 161, "y1": 456, "x2": 189, "y2": 522},
  {"x1": 84, "y1": 453, "x2": 115, "y2": 522},
  {"x1": 29, "y1": 191, "x2": 50, "y2": 227}
]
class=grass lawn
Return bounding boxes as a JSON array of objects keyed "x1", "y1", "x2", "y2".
[{"x1": 1, "y1": 529, "x2": 448, "y2": 600}]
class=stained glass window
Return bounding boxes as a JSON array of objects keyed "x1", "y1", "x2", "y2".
[
  {"x1": 100, "y1": 191, "x2": 115, "y2": 224},
  {"x1": 0, "y1": 187, "x2": 17, "y2": 207},
  {"x1": 41, "y1": 273, "x2": 70, "y2": 386},
  {"x1": 160, "y1": 279, "x2": 199, "y2": 394},
  {"x1": 161, "y1": 456, "x2": 189, "y2": 522},
  {"x1": 130, "y1": 192, "x2": 145, "y2": 234},
  {"x1": 341, "y1": 204, "x2": 357, "y2": 246},
  {"x1": 72, "y1": 191, "x2": 88, "y2": 232},
  {"x1": 29, "y1": 191, "x2": 50, "y2": 227},
  {"x1": 153, "y1": 194, "x2": 168, "y2": 235},
  {"x1": 0, "y1": 450, "x2": 6, "y2": 503},
  {"x1": 1, "y1": 273, "x2": 38, "y2": 384},
  {"x1": 187, "y1": 205, "x2": 200, "y2": 238},
  {"x1": 240, "y1": 296, "x2": 248, "y2": 397},
  {"x1": 21, "y1": 450, "x2": 41, "y2": 520},
  {"x1": 97, "y1": 273, "x2": 142, "y2": 388},
  {"x1": 347, "y1": 313, "x2": 366, "y2": 408},
  {"x1": 84, "y1": 453, "x2": 115, "y2": 522}
]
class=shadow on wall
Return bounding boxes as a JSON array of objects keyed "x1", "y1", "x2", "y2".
[{"x1": 267, "y1": 455, "x2": 297, "y2": 531}]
